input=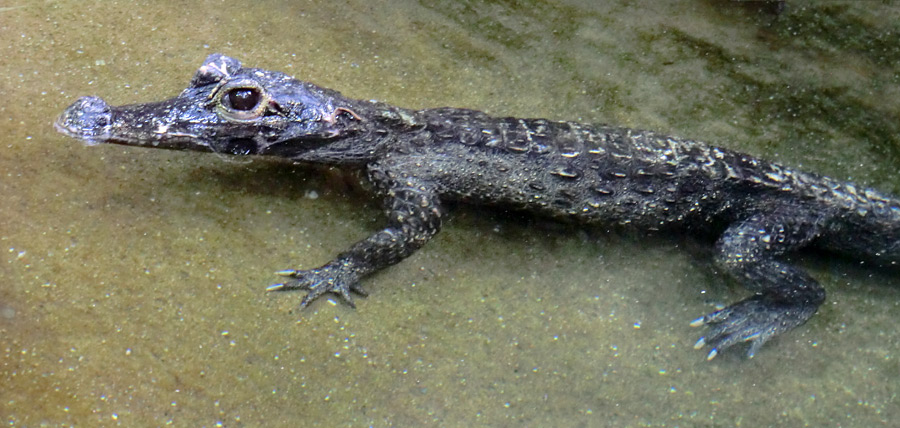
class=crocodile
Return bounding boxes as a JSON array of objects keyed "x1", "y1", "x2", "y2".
[{"x1": 56, "y1": 53, "x2": 900, "y2": 360}]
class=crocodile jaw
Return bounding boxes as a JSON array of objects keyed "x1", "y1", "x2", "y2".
[{"x1": 55, "y1": 95, "x2": 214, "y2": 152}]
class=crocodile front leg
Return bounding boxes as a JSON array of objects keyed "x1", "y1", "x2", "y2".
[
  {"x1": 268, "y1": 163, "x2": 443, "y2": 308},
  {"x1": 692, "y1": 207, "x2": 828, "y2": 359}
]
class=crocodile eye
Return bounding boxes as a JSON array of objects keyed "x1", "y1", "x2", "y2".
[
  {"x1": 214, "y1": 81, "x2": 271, "y2": 122},
  {"x1": 226, "y1": 88, "x2": 261, "y2": 111}
]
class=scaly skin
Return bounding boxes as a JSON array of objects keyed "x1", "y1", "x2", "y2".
[{"x1": 56, "y1": 54, "x2": 900, "y2": 359}]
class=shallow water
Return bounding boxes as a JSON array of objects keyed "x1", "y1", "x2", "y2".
[{"x1": 2, "y1": 0, "x2": 899, "y2": 426}]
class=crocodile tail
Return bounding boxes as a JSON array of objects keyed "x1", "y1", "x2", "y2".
[{"x1": 819, "y1": 181, "x2": 900, "y2": 265}]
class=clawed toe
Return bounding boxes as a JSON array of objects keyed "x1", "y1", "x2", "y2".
[
  {"x1": 268, "y1": 264, "x2": 365, "y2": 309},
  {"x1": 690, "y1": 295, "x2": 818, "y2": 360},
  {"x1": 266, "y1": 283, "x2": 287, "y2": 292}
]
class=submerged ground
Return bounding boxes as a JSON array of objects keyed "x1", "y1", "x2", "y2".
[{"x1": 1, "y1": 0, "x2": 898, "y2": 426}]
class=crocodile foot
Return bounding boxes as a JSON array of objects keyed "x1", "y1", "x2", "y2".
[
  {"x1": 267, "y1": 263, "x2": 368, "y2": 308},
  {"x1": 690, "y1": 294, "x2": 818, "y2": 360}
]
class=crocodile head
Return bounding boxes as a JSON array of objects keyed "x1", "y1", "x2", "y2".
[{"x1": 56, "y1": 53, "x2": 366, "y2": 159}]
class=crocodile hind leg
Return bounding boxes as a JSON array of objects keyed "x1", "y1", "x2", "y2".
[{"x1": 693, "y1": 208, "x2": 827, "y2": 359}]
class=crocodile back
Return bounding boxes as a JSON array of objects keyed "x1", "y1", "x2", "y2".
[{"x1": 401, "y1": 108, "x2": 782, "y2": 229}]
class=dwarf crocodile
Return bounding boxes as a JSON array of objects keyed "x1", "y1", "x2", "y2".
[{"x1": 56, "y1": 54, "x2": 900, "y2": 359}]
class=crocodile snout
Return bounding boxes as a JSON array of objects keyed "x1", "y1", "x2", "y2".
[{"x1": 55, "y1": 96, "x2": 113, "y2": 145}]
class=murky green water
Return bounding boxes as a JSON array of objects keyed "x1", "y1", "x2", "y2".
[{"x1": 2, "y1": 0, "x2": 898, "y2": 426}]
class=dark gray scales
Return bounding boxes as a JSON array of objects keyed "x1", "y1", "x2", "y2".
[{"x1": 56, "y1": 54, "x2": 900, "y2": 360}]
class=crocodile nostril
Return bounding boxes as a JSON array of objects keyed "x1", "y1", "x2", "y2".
[{"x1": 54, "y1": 96, "x2": 114, "y2": 144}]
